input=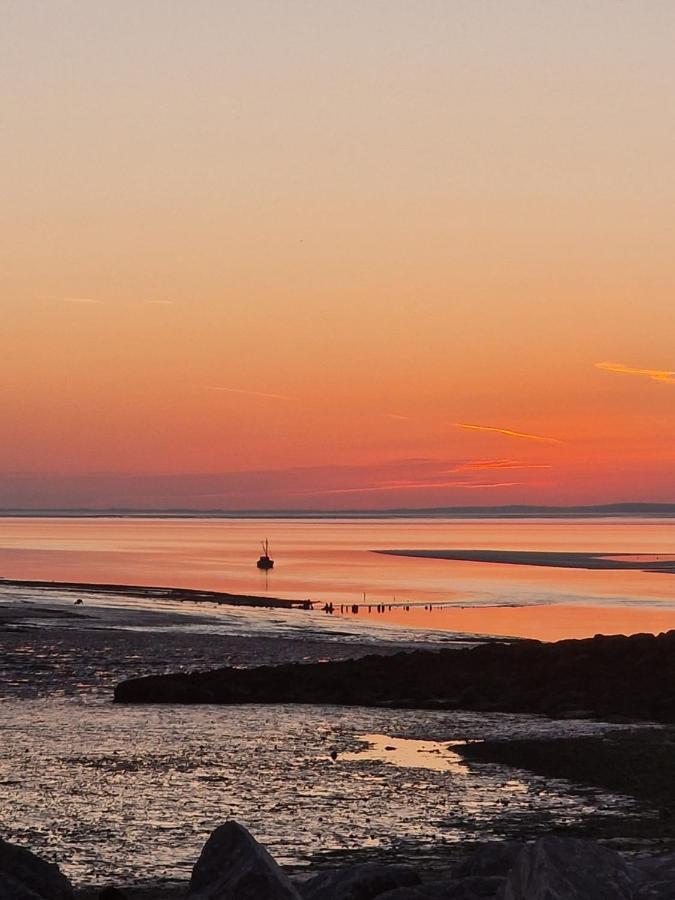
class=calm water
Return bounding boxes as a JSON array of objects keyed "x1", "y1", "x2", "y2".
[{"x1": 2, "y1": 515, "x2": 675, "y2": 640}]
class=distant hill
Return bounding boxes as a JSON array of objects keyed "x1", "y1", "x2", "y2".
[{"x1": 1, "y1": 503, "x2": 675, "y2": 518}]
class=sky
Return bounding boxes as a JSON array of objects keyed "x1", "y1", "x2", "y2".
[{"x1": 2, "y1": 1, "x2": 675, "y2": 510}]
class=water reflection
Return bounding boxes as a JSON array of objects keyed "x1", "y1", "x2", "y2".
[
  {"x1": 341, "y1": 733, "x2": 470, "y2": 774},
  {"x1": 0, "y1": 700, "x2": 646, "y2": 888}
]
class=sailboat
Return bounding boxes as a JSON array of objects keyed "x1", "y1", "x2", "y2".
[{"x1": 256, "y1": 539, "x2": 274, "y2": 570}]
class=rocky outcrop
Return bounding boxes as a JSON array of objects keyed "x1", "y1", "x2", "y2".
[
  {"x1": 0, "y1": 836, "x2": 74, "y2": 900},
  {"x1": 187, "y1": 820, "x2": 301, "y2": 900},
  {"x1": 301, "y1": 862, "x2": 420, "y2": 899},
  {"x1": 115, "y1": 630, "x2": 675, "y2": 722},
  {"x1": 499, "y1": 836, "x2": 636, "y2": 900}
]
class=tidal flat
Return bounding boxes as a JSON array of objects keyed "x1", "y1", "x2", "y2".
[{"x1": 0, "y1": 583, "x2": 670, "y2": 897}]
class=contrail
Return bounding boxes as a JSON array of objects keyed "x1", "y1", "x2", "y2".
[
  {"x1": 595, "y1": 362, "x2": 675, "y2": 385},
  {"x1": 455, "y1": 423, "x2": 563, "y2": 444},
  {"x1": 203, "y1": 385, "x2": 296, "y2": 401}
]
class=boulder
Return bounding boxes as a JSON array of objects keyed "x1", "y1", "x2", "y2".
[
  {"x1": 499, "y1": 837, "x2": 635, "y2": 900},
  {"x1": 188, "y1": 821, "x2": 301, "y2": 900},
  {"x1": 0, "y1": 836, "x2": 74, "y2": 900},
  {"x1": 379, "y1": 875, "x2": 504, "y2": 898},
  {"x1": 454, "y1": 844, "x2": 523, "y2": 879},
  {"x1": 633, "y1": 853, "x2": 675, "y2": 898},
  {"x1": 301, "y1": 862, "x2": 420, "y2": 900}
]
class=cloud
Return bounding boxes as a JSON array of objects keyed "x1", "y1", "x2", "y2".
[
  {"x1": 202, "y1": 385, "x2": 296, "y2": 401},
  {"x1": 38, "y1": 296, "x2": 104, "y2": 304},
  {"x1": 594, "y1": 362, "x2": 675, "y2": 385},
  {"x1": 454, "y1": 459, "x2": 553, "y2": 471},
  {"x1": 454, "y1": 423, "x2": 563, "y2": 444},
  {"x1": 144, "y1": 300, "x2": 174, "y2": 305},
  {"x1": 382, "y1": 413, "x2": 411, "y2": 421},
  {"x1": 304, "y1": 479, "x2": 524, "y2": 495}
]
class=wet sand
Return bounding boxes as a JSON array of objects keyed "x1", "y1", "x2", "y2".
[
  {"x1": 0, "y1": 577, "x2": 303, "y2": 608},
  {"x1": 377, "y1": 549, "x2": 675, "y2": 574}
]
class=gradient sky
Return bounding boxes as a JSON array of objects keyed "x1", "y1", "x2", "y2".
[{"x1": 3, "y1": 1, "x2": 675, "y2": 509}]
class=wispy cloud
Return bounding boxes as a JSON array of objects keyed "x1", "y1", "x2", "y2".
[
  {"x1": 304, "y1": 480, "x2": 524, "y2": 495},
  {"x1": 202, "y1": 385, "x2": 296, "y2": 401},
  {"x1": 454, "y1": 459, "x2": 553, "y2": 471},
  {"x1": 595, "y1": 362, "x2": 675, "y2": 385},
  {"x1": 38, "y1": 296, "x2": 104, "y2": 304},
  {"x1": 454, "y1": 423, "x2": 563, "y2": 444},
  {"x1": 144, "y1": 300, "x2": 174, "y2": 306},
  {"x1": 382, "y1": 413, "x2": 411, "y2": 421}
]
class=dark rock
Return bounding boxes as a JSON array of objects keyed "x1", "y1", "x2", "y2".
[
  {"x1": 379, "y1": 875, "x2": 504, "y2": 898},
  {"x1": 114, "y1": 630, "x2": 675, "y2": 723},
  {"x1": 0, "y1": 836, "x2": 74, "y2": 899},
  {"x1": 633, "y1": 853, "x2": 675, "y2": 898},
  {"x1": 301, "y1": 862, "x2": 420, "y2": 900},
  {"x1": 187, "y1": 820, "x2": 300, "y2": 900},
  {"x1": 99, "y1": 889, "x2": 128, "y2": 900},
  {"x1": 454, "y1": 843, "x2": 523, "y2": 879},
  {"x1": 499, "y1": 836, "x2": 635, "y2": 899}
]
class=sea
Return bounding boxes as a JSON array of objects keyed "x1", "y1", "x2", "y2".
[
  {"x1": 2, "y1": 515, "x2": 675, "y2": 641},
  {"x1": 0, "y1": 515, "x2": 672, "y2": 890}
]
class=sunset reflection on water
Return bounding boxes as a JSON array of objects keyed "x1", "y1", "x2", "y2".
[{"x1": 2, "y1": 516, "x2": 675, "y2": 641}]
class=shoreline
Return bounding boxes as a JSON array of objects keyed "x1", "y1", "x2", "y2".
[{"x1": 0, "y1": 577, "x2": 306, "y2": 610}]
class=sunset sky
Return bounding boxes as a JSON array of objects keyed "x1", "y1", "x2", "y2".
[{"x1": 3, "y1": 1, "x2": 675, "y2": 510}]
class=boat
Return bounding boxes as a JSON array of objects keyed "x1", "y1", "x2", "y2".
[{"x1": 256, "y1": 539, "x2": 274, "y2": 570}]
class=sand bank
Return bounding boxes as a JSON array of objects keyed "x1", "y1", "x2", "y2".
[{"x1": 376, "y1": 548, "x2": 675, "y2": 574}]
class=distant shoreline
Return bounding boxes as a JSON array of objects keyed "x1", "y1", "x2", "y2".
[
  {"x1": 2, "y1": 502, "x2": 675, "y2": 519},
  {"x1": 376, "y1": 548, "x2": 675, "y2": 575}
]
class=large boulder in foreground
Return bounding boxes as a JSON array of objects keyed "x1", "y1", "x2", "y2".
[
  {"x1": 0, "y1": 836, "x2": 74, "y2": 900},
  {"x1": 187, "y1": 820, "x2": 301, "y2": 900},
  {"x1": 379, "y1": 875, "x2": 504, "y2": 898},
  {"x1": 454, "y1": 843, "x2": 524, "y2": 879},
  {"x1": 301, "y1": 861, "x2": 420, "y2": 899},
  {"x1": 499, "y1": 836, "x2": 635, "y2": 900},
  {"x1": 633, "y1": 852, "x2": 675, "y2": 898}
]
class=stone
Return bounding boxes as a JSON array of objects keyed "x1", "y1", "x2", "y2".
[
  {"x1": 301, "y1": 862, "x2": 420, "y2": 900},
  {"x1": 633, "y1": 853, "x2": 675, "y2": 898},
  {"x1": 379, "y1": 875, "x2": 504, "y2": 898},
  {"x1": 0, "y1": 836, "x2": 74, "y2": 900},
  {"x1": 187, "y1": 820, "x2": 301, "y2": 900},
  {"x1": 499, "y1": 836, "x2": 635, "y2": 900},
  {"x1": 454, "y1": 844, "x2": 523, "y2": 878}
]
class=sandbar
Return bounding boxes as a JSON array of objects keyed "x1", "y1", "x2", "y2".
[{"x1": 376, "y1": 548, "x2": 675, "y2": 574}]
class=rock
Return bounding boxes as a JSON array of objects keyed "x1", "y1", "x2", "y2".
[
  {"x1": 301, "y1": 862, "x2": 420, "y2": 900},
  {"x1": 379, "y1": 875, "x2": 504, "y2": 898},
  {"x1": 0, "y1": 836, "x2": 74, "y2": 900},
  {"x1": 454, "y1": 844, "x2": 523, "y2": 878},
  {"x1": 499, "y1": 836, "x2": 636, "y2": 900},
  {"x1": 99, "y1": 888, "x2": 128, "y2": 900},
  {"x1": 633, "y1": 853, "x2": 675, "y2": 898},
  {"x1": 114, "y1": 630, "x2": 675, "y2": 723},
  {"x1": 187, "y1": 820, "x2": 301, "y2": 900}
]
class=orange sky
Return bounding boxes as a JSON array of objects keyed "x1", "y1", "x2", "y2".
[{"x1": 2, "y1": 2, "x2": 675, "y2": 509}]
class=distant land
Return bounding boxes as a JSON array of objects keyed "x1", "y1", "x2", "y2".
[{"x1": 1, "y1": 503, "x2": 675, "y2": 518}]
